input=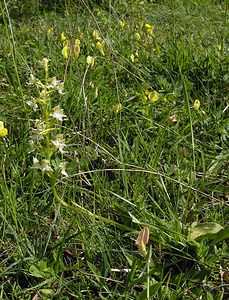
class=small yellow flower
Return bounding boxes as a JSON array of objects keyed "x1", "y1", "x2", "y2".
[
  {"x1": 145, "y1": 23, "x2": 154, "y2": 36},
  {"x1": 119, "y1": 20, "x2": 125, "y2": 28},
  {"x1": 130, "y1": 54, "x2": 135, "y2": 63},
  {"x1": 147, "y1": 28, "x2": 153, "y2": 36},
  {"x1": 95, "y1": 41, "x2": 105, "y2": 56},
  {"x1": 113, "y1": 103, "x2": 123, "y2": 113},
  {"x1": 145, "y1": 23, "x2": 153, "y2": 29},
  {"x1": 194, "y1": 99, "x2": 200, "y2": 110},
  {"x1": 135, "y1": 32, "x2": 141, "y2": 41},
  {"x1": 86, "y1": 56, "x2": 95, "y2": 67},
  {"x1": 73, "y1": 39, "x2": 80, "y2": 58},
  {"x1": 75, "y1": 39, "x2": 80, "y2": 46},
  {"x1": 61, "y1": 32, "x2": 67, "y2": 42},
  {"x1": 47, "y1": 27, "x2": 53, "y2": 35},
  {"x1": 63, "y1": 40, "x2": 70, "y2": 47},
  {"x1": 135, "y1": 51, "x2": 139, "y2": 61},
  {"x1": 130, "y1": 52, "x2": 139, "y2": 63},
  {"x1": 92, "y1": 29, "x2": 102, "y2": 41},
  {"x1": 148, "y1": 90, "x2": 160, "y2": 103},
  {"x1": 0, "y1": 121, "x2": 8, "y2": 137},
  {"x1": 95, "y1": 41, "x2": 102, "y2": 50},
  {"x1": 62, "y1": 45, "x2": 70, "y2": 59}
]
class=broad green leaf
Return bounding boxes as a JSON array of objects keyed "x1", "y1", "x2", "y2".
[
  {"x1": 189, "y1": 222, "x2": 224, "y2": 240},
  {"x1": 29, "y1": 265, "x2": 47, "y2": 278},
  {"x1": 40, "y1": 289, "x2": 54, "y2": 296},
  {"x1": 212, "y1": 227, "x2": 229, "y2": 244},
  {"x1": 206, "y1": 152, "x2": 229, "y2": 175},
  {"x1": 29, "y1": 260, "x2": 53, "y2": 278}
]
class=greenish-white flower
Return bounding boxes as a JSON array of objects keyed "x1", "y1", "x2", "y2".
[
  {"x1": 33, "y1": 158, "x2": 53, "y2": 172},
  {"x1": 58, "y1": 161, "x2": 68, "y2": 177},
  {"x1": 51, "y1": 134, "x2": 66, "y2": 153},
  {"x1": 28, "y1": 74, "x2": 36, "y2": 85},
  {"x1": 47, "y1": 77, "x2": 65, "y2": 94},
  {"x1": 50, "y1": 105, "x2": 67, "y2": 121},
  {"x1": 30, "y1": 120, "x2": 46, "y2": 141},
  {"x1": 113, "y1": 103, "x2": 123, "y2": 113},
  {"x1": 26, "y1": 97, "x2": 38, "y2": 111}
]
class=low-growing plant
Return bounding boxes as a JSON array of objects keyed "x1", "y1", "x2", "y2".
[{"x1": 0, "y1": 0, "x2": 228, "y2": 299}]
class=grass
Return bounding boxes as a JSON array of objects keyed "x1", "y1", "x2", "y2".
[{"x1": 0, "y1": 0, "x2": 228, "y2": 299}]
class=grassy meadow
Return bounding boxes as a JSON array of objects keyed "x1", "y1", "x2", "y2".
[{"x1": 0, "y1": 0, "x2": 228, "y2": 299}]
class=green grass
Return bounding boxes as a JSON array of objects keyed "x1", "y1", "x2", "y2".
[{"x1": 0, "y1": 0, "x2": 228, "y2": 299}]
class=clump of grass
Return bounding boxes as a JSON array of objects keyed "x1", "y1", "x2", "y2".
[{"x1": 0, "y1": 0, "x2": 228, "y2": 299}]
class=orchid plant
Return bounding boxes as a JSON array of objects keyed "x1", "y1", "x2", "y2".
[{"x1": 27, "y1": 58, "x2": 68, "y2": 179}]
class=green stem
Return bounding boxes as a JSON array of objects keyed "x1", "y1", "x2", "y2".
[
  {"x1": 44, "y1": 67, "x2": 51, "y2": 161},
  {"x1": 146, "y1": 244, "x2": 152, "y2": 300}
]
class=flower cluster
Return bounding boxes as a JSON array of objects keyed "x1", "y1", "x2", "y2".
[
  {"x1": 144, "y1": 23, "x2": 160, "y2": 54},
  {"x1": 144, "y1": 23, "x2": 154, "y2": 36},
  {"x1": 124, "y1": 20, "x2": 160, "y2": 64},
  {"x1": 61, "y1": 32, "x2": 81, "y2": 59},
  {"x1": 92, "y1": 29, "x2": 105, "y2": 56},
  {"x1": 27, "y1": 58, "x2": 68, "y2": 177},
  {"x1": 130, "y1": 52, "x2": 139, "y2": 63}
]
